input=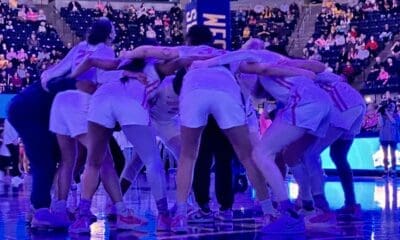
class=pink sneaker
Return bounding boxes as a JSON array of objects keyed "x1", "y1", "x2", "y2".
[
  {"x1": 116, "y1": 209, "x2": 146, "y2": 230},
  {"x1": 157, "y1": 214, "x2": 170, "y2": 231},
  {"x1": 171, "y1": 214, "x2": 188, "y2": 233},
  {"x1": 69, "y1": 215, "x2": 93, "y2": 234},
  {"x1": 31, "y1": 208, "x2": 70, "y2": 229},
  {"x1": 305, "y1": 210, "x2": 337, "y2": 228}
]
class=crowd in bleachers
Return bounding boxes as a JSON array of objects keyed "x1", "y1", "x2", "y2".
[
  {"x1": 231, "y1": 2, "x2": 300, "y2": 54},
  {"x1": 0, "y1": 3, "x2": 67, "y2": 93},
  {"x1": 366, "y1": 39, "x2": 400, "y2": 89},
  {"x1": 61, "y1": 1, "x2": 184, "y2": 54},
  {"x1": 304, "y1": 0, "x2": 400, "y2": 84}
]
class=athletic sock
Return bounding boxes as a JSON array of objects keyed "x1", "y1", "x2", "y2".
[
  {"x1": 156, "y1": 197, "x2": 169, "y2": 216},
  {"x1": 260, "y1": 198, "x2": 274, "y2": 215},
  {"x1": 115, "y1": 201, "x2": 127, "y2": 215},
  {"x1": 79, "y1": 198, "x2": 92, "y2": 216}
]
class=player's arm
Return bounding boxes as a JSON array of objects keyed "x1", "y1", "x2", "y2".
[
  {"x1": 156, "y1": 56, "x2": 203, "y2": 76},
  {"x1": 120, "y1": 45, "x2": 181, "y2": 60},
  {"x1": 278, "y1": 59, "x2": 326, "y2": 73},
  {"x1": 190, "y1": 50, "x2": 262, "y2": 69},
  {"x1": 41, "y1": 46, "x2": 77, "y2": 91},
  {"x1": 239, "y1": 62, "x2": 316, "y2": 79},
  {"x1": 70, "y1": 57, "x2": 120, "y2": 79}
]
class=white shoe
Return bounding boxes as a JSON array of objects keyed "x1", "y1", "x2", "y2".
[{"x1": 11, "y1": 176, "x2": 23, "y2": 187}]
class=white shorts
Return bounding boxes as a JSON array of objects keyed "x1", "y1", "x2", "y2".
[
  {"x1": 280, "y1": 85, "x2": 332, "y2": 138},
  {"x1": 329, "y1": 104, "x2": 366, "y2": 137},
  {"x1": 88, "y1": 81, "x2": 149, "y2": 129},
  {"x1": 151, "y1": 117, "x2": 180, "y2": 142},
  {"x1": 179, "y1": 89, "x2": 246, "y2": 129},
  {"x1": 50, "y1": 90, "x2": 90, "y2": 138}
]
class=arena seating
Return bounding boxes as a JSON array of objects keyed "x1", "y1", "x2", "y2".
[
  {"x1": 0, "y1": 3, "x2": 66, "y2": 93},
  {"x1": 305, "y1": 0, "x2": 400, "y2": 85},
  {"x1": 60, "y1": 3, "x2": 184, "y2": 54},
  {"x1": 230, "y1": 3, "x2": 300, "y2": 55}
]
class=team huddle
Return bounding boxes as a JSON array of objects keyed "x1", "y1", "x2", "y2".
[{"x1": 6, "y1": 18, "x2": 366, "y2": 235}]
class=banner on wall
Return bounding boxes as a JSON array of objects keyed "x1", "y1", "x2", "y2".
[{"x1": 185, "y1": 0, "x2": 231, "y2": 49}]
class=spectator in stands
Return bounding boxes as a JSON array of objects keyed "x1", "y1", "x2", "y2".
[
  {"x1": 67, "y1": 0, "x2": 82, "y2": 12},
  {"x1": 171, "y1": 26, "x2": 183, "y2": 44},
  {"x1": 362, "y1": 103, "x2": 379, "y2": 132},
  {"x1": 363, "y1": 0, "x2": 377, "y2": 12},
  {"x1": 392, "y1": 1, "x2": 400, "y2": 12},
  {"x1": 377, "y1": 66, "x2": 390, "y2": 85},
  {"x1": 248, "y1": 15, "x2": 257, "y2": 26},
  {"x1": 17, "y1": 6, "x2": 27, "y2": 21},
  {"x1": 26, "y1": 8, "x2": 38, "y2": 22},
  {"x1": 164, "y1": 26, "x2": 172, "y2": 43},
  {"x1": 27, "y1": 33, "x2": 39, "y2": 50},
  {"x1": 38, "y1": 21, "x2": 47, "y2": 34},
  {"x1": 9, "y1": 0, "x2": 18, "y2": 9},
  {"x1": 148, "y1": 6, "x2": 156, "y2": 20},
  {"x1": 391, "y1": 40, "x2": 400, "y2": 58},
  {"x1": 96, "y1": 0, "x2": 105, "y2": 12},
  {"x1": 0, "y1": 71, "x2": 8, "y2": 86},
  {"x1": 379, "y1": 24, "x2": 393, "y2": 41},
  {"x1": 38, "y1": 9, "x2": 46, "y2": 21},
  {"x1": 154, "y1": 16, "x2": 162, "y2": 26},
  {"x1": 242, "y1": 26, "x2": 251, "y2": 42},
  {"x1": 5, "y1": 62, "x2": 14, "y2": 78},
  {"x1": 0, "y1": 43, "x2": 7, "y2": 55},
  {"x1": 273, "y1": 10, "x2": 285, "y2": 24},
  {"x1": 29, "y1": 54, "x2": 38, "y2": 65},
  {"x1": 378, "y1": 100, "x2": 400, "y2": 176},
  {"x1": 10, "y1": 72, "x2": 21, "y2": 92},
  {"x1": 355, "y1": 44, "x2": 370, "y2": 60},
  {"x1": 145, "y1": 25, "x2": 156, "y2": 41},
  {"x1": 170, "y1": 3, "x2": 182, "y2": 19},
  {"x1": 366, "y1": 36, "x2": 379, "y2": 56},
  {"x1": 16, "y1": 63, "x2": 26, "y2": 79},
  {"x1": 22, "y1": 72, "x2": 32, "y2": 87},
  {"x1": 6, "y1": 47, "x2": 17, "y2": 61},
  {"x1": 105, "y1": 1, "x2": 114, "y2": 13},
  {"x1": 342, "y1": 61, "x2": 356, "y2": 82},
  {"x1": 385, "y1": 57, "x2": 398, "y2": 79},
  {"x1": 37, "y1": 48, "x2": 50, "y2": 62},
  {"x1": 267, "y1": 37, "x2": 288, "y2": 56},
  {"x1": 347, "y1": 47, "x2": 357, "y2": 61},
  {"x1": 349, "y1": 26, "x2": 358, "y2": 38},
  {"x1": 0, "y1": 55, "x2": 8, "y2": 70},
  {"x1": 335, "y1": 33, "x2": 346, "y2": 46},
  {"x1": 315, "y1": 35, "x2": 327, "y2": 48},
  {"x1": 5, "y1": 20, "x2": 13, "y2": 30},
  {"x1": 47, "y1": 24, "x2": 58, "y2": 38},
  {"x1": 17, "y1": 48, "x2": 28, "y2": 62},
  {"x1": 162, "y1": 13, "x2": 170, "y2": 27},
  {"x1": 369, "y1": 56, "x2": 383, "y2": 83}
]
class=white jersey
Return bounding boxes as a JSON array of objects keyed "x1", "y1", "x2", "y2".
[
  {"x1": 183, "y1": 66, "x2": 242, "y2": 100},
  {"x1": 42, "y1": 41, "x2": 115, "y2": 86},
  {"x1": 179, "y1": 45, "x2": 241, "y2": 99},
  {"x1": 315, "y1": 71, "x2": 365, "y2": 112},
  {"x1": 98, "y1": 60, "x2": 161, "y2": 108},
  {"x1": 315, "y1": 71, "x2": 366, "y2": 132},
  {"x1": 149, "y1": 75, "x2": 179, "y2": 122}
]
